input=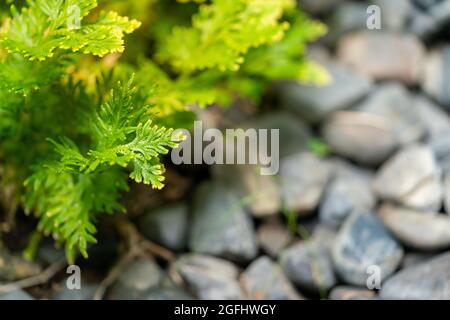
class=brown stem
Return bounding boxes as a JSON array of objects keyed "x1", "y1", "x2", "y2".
[
  {"x1": 115, "y1": 217, "x2": 176, "y2": 262},
  {"x1": 0, "y1": 259, "x2": 66, "y2": 294},
  {"x1": 93, "y1": 217, "x2": 176, "y2": 300}
]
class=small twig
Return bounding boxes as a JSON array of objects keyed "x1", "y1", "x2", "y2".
[
  {"x1": 138, "y1": 239, "x2": 175, "y2": 262},
  {"x1": 0, "y1": 259, "x2": 66, "y2": 294},
  {"x1": 93, "y1": 249, "x2": 136, "y2": 300},
  {"x1": 116, "y1": 217, "x2": 176, "y2": 262},
  {"x1": 93, "y1": 217, "x2": 176, "y2": 300}
]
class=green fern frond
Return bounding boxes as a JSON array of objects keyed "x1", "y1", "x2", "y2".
[
  {"x1": 0, "y1": 53, "x2": 69, "y2": 94},
  {"x1": 1, "y1": 0, "x2": 141, "y2": 61},
  {"x1": 49, "y1": 80, "x2": 184, "y2": 189},
  {"x1": 24, "y1": 166, "x2": 128, "y2": 262}
]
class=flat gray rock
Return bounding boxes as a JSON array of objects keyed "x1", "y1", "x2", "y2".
[
  {"x1": 174, "y1": 254, "x2": 245, "y2": 300},
  {"x1": 278, "y1": 63, "x2": 372, "y2": 123},
  {"x1": 189, "y1": 182, "x2": 258, "y2": 262},
  {"x1": 0, "y1": 288, "x2": 34, "y2": 300},
  {"x1": 139, "y1": 202, "x2": 188, "y2": 251},
  {"x1": 251, "y1": 111, "x2": 311, "y2": 158},
  {"x1": 311, "y1": 225, "x2": 338, "y2": 251},
  {"x1": 373, "y1": 0, "x2": 412, "y2": 31},
  {"x1": 320, "y1": 161, "x2": 375, "y2": 229},
  {"x1": 212, "y1": 164, "x2": 281, "y2": 217},
  {"x1": 257, "y1": 218, "x2": 292, "y2": 258},
  {"x1": 332, "y1": 210, "x2": 404, "y2": 286},
  {"x1": 108, "y1": 259, "x2": 163, "y2": 300},
  {"x1": 280, "y1": 240, "x2": 336, "y2": 291},
  {"x1": 444, "y1": 171, "x2": 450, "y2": 215},
  {"x1": 357, "y1": 83, "x2": 426, "y2": 146},
  {"x1": 53, "y1": 283, "x2": 98, "y2": 300},
  {"x1": 279, "y1": 152, "x2": 330, "y2": 215},
  {"x1": 144, "y1": 286, "x2": 193, "y2": 300},
  {"x1": 409, "y1": 0, "x2": 450, "y2": 38},
  {"x1": 240, "y1": 256, "x2": 302, "y2": 300},
  {"x1": 329, "y1": 286, "x2": 376, "y2": 300},
  {"x1": 414, "y1": 94, "x2": 450, "y2": 160},
  {"x1": 380, "y1": 252, "x2": 450, "y2": 299},
  {"x1": 401, "y1": 252, "x2": 437, "y2": 269},
  {"x1": 422, "y1": 44, "x2": 450, "y2": 108},
  {"x1": 327, "y1": 2, "x2": 371, "y2": 43}
]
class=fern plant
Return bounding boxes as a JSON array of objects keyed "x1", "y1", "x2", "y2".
[{"x1": 0, "y1": 0, "x2": 327, "y2": 262}]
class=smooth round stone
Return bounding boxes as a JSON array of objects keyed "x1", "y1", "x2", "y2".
[
  {"x1": 108, "y1": 259, "x2": 163, "y2": 300},
  {"x1": 278, "y1": 64, "x2": 372, "y2": 124},
  {"x1": 414, "y1": 94, "x2": 450, "y2": 138},
  {"x1": 279, "y1": 152, "x2": 330, "y2": 215},
  {"x1": 280, "y1": 241, "x2": 336, "y2": 291},
  {"x1": 52, "y1": 283, "x2": 98, "y2": 300},
  {"x1": 332, "y1": 211, "x2": 404, "y2": 286},
  {"x1": 251, "y1": 111, "x2": 311, "y2": 158},
  {"x1": 379, "y1": 204, "x2": 450, "y2": 250},
  {"x1": 409, "y1": 5, "x2": 441, "y2": 38},
  {"x1": 174, "y1": 254, "x2": 245, "y2": 300},
  {"x1": 422, "y1": 46, "x2": 450, "y2": 108},
  {"x1": 373, "y1": 144, "x2": 443, "y2": 211},
  {"x1": 0, "y1": 250, "x2": 42, "y2": 281},
  {"x1": 414, "y1": 94, "x2": 450, "y2": 159},
  {"x1": 380, "y1": 252, "x2": 450, "y2": 299},
  {"x1": 256, "y1": 218, "x2": 292, "y2": 258},
  {"x1": 338, "y1": 32, "x2": 426, "y2": 84},
  {"x1": 373, "y1": 0, "x2": 412, "y2": 30},
  {"x1": 240, "y1": 256, "x2": 302, "y2": 300},
  {"x1": 144, "y1": 287, "x2": 193, "y2": 300},
  {"x1": 429, "y1": 0, "x2": 450, "y2": 23},
  {"x1": 0, "y1": 288, "x2": 34, "y2": 300},
  {"x1": 37, "y1": 244, "x2": 65, "y2": 265},
  {"x1": 143, "y1": 277, "x2": 193, "y2": 300},
  {"x1": 311, "y1": 225, "x2": 338, "y2": 251},
  {"x1": 401, "y1": 252, "x2": 437, "y2": 269},
  {"x1": 300, "y1": 0, "x2": 339, "y2": 14},
  {"x1": 329, "y1": 286, "x2": 376, "y2": 300},
  {"x1": 212, "y1": 164, "x2": 281, "y2": 217},
  {"x1": 357, "y1": 83, "x2": 426, "y2": 146},
  {"x1": 319, "y1": 162, "x2": 375, "y2": 229},
  {"x1": 327, "y1": 2, "x2": 371, "y2": 43},
  {"x1": 139, "y1": 202, "x2": 188, "y2": 251},
  {"x1": 414, "y1": 0, "x2": 447, "y2": 11},
  {"x1": 322, "y1": 111, "x2": 397, "y2": 165},
  {"x1": 444, "y1": 170, "x2": 450, "y2": 215},
  {"x1": 189, "y1": 182, "x2": 258, "y2": 262}
]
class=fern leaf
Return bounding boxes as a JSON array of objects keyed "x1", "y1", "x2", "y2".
[{"x1": 1, "y1": 0, "x2": 141, "y2": 61}]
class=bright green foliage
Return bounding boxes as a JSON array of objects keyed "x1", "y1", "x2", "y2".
[
  {"x1": 157, "y1": 0, "x2": 294, "y2": 73},
  {"x1": 130, "y1": 60, "x2": 229, "y2": 115},
  {"x1": 1, "y1": 0, "x2": 141, "y2": 60},
  {"x1": 24, "y1": 167, "x2": 128, "y2": 261},
  {"x1": 0, "y1": 53, "x2": 69, "y2": 94},
  {"x1": 145, "y1": 0, "x2": 329, "y2": 111},
  {"x1": 48, "y1": 79, "x2": 181, "y2": 189},
  {"x1": 242, "y1": 14, "x2": 330, "y2": 83},
  {"x1": 0, "y1": 0, "x2": 326, "y2": 261}
]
